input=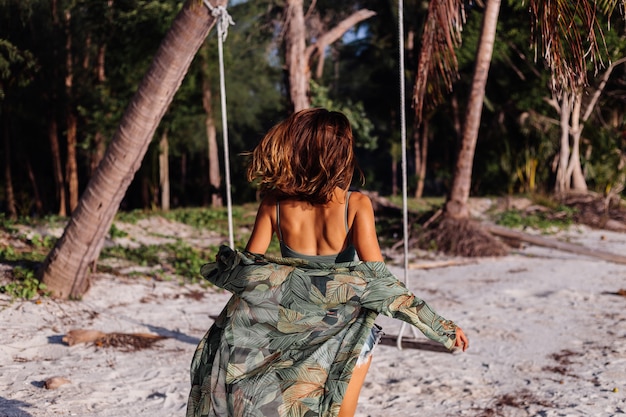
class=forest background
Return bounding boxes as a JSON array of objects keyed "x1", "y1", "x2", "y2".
[
  {"x1": 1, "y1": 0, "x2": 626, "y2": 298},
  {"x1": 2, "y1": 0, "x2": 625, "y2": 218}
]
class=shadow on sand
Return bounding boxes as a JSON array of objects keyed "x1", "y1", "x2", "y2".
[{"x1": 0, "y1": 397, "x2": 34, "y2": 417}]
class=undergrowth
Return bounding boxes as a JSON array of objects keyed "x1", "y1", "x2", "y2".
[
  {"x1": 495, "y1": 206, "x2": 575, "y2": 231},
  {"x1": 100, "y1": 241, "x2": 218, "y2": 283},
  {"x1": 0, "y1": 266, "x2": 48, "y2": 300}
]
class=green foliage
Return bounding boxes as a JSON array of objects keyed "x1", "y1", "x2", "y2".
[
  {"x1": 0, "y1": 230, "x2": 55, "y2": 263},
  {"x1": 0, "y1": 245, "x2": 17, "y2": 261},
  {"x1": 101, "y1": 244, "x2": 162, "y2": 266},
  {"x1": 29, "y1": 233, "x2": 56, "y2": 250},
  {"x1": 0, "y1": 213, "x2": 17, "y2": 233},
  {"x1": 114, "y1": 210, "x2": 145, "y2": 224},
  {"x1": 109, "y1": 223, "x2": 128, "y2": 239},
  {"x1": 100, "y1": 241, "x2": 214, "y2": 283},
  {"x1": 0, "y1": 266, "x2": 48, "y2": 300},
  {"x1": 2, "y1": 0, "x2": 626, "y2": 218},
  {"x1": 495, "y1": 205, "x2": 575, "y2": 231},
  {"x1": 386, "y1": 196, "x2": 445, "y2": 213},
  {"x1": 101, "y1": 205, "x2": 281, "y2": 281},
  {"x1": 169, "y1": 243, "x2": 212, "y2": 281},
  {"x1": 0, "y1": 39, "x2": 39, "y2": 100},
  {"x1": 160, "y1": 206, "x2": 245, "y2": 231},
  {"x1": 310, "y1": 80, "x2": 378, "y2": 150}
]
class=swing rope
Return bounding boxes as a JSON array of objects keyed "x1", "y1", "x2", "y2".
[
  {"x1": 203, "y1": 1, "x2": 236, "y2": 248},
  {"x1": 395, "y1": 0, "x2": 421, "y2": 350}
]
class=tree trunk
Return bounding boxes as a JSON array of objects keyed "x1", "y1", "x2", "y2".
[
  {"x1": 391, "y1": 158, "x2": 398, "y2": 196},
  {"x1": 65, "y1": 112, "x2": 79, "y2": 212},
  {"x1": 90, "y1": 45, "x2": 109, "y2": 175},
  {"x1": 64, "y1": 8, "x2": 79, "y2": 213},
  {"x1": 200, "y1": 46, "x2": 223, "y2": 207},
  {"x1": 159, "y1": 130, "x2": 170, "y2": 211},
  {"x1": 284, "y1": 1, "x2": 375, "y2": 112},
  {"x1": 285, "y1": 0, "x2": 309, "y2": 112},
  {"x1": 49, "y1": 0, "x2": 66, "y2": 217},
  {"x1": 26, "y1": 159, "x2": 44, "y2": 214},
  {"x1": 3, "y1": 119, "x2": 17, "y2": 219},
  {"x1": 554, "y1": 92, "x2": 571, "y2": 193},
  {"x1": 40, "y1": 0, "x2": 221, "y2": 299},
  {"x1": 550, "y1": 58, "x2": 626, "y2": 194},
  {"x1": 91, "y1": 132, "x2": 107, "y2": 175},
  {"x1": 181, "y1": 152, "x2": 187, "y2": 206},
  {"x1": 485, "y1": 224, "x2": 626, "y2": 265},
  {"x1": 48, "y1": 117, "x2": 66, "y2": 217},
  {"x1": 445, "y1": 0, "x2": 501, "y2": 219},
  {"x1": 414, "y1": 117, "x2": 429, "y2": 198},
  {"x1": 90, "y1": 1, "x2": 113, "y2": 175},
  {"x1": 568, "y1": 92, "x2": 587, "y2": 191}
]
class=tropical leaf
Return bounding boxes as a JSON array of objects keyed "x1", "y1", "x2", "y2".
[
  {"x1": 323, "y1": 277, "x2": 359, "y2": 304},
  {"x1": 306, "y1": 337, "x2": 340, "y2": 369},
  {"x1": 226, "y1": 361, "x2": 249, "y2": 382},
  {"x1": 387, "y1": 293, "x2": 417, "y2": 311},
  {"x1": 413, "y1": 0, "x2": 466, "y2": 124},
  {"x1": 277, "y1": 306, "x2": 323, "y2": 334},
  {"x1": 278, "y1": 365, "x2": 328, "y2": 413},
  {"x1": 268, "y1": 265, "x2": 295, "y2": 286}
]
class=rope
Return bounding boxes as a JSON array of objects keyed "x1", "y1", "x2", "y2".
[
  {"x1": 203, "y1": 1, "x2": 235, "y2": 42},
  {"x1": 395, "y1": 0, "x2": 421, "y2": 350},
  {"x1": 203, "y1": 1, "x2": 236, "y2": 248}
]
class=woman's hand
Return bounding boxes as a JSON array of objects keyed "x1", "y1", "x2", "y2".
[{"x1": 454, "y1": 327, "x2": 469, "y2": 352}]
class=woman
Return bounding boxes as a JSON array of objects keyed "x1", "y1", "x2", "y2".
[{"x1": 187, "y1": 108, "x2": 468, "y2": 417}]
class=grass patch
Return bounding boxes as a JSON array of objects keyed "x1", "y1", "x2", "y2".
[
  {"x1": 0, "y1": 266, "x2": 49, "y2": 300},
  {"x1": 495, "y1": 206, "x2": 575, "y2": 231},
  {"x1": 0, "y1": 234, "x2": 56, "y2": 264},
  {"x1": 100, "y1": 241, "x2": 218, "y2": 283},
  {"x1": 386, "y1": 196, "x2": 445, "y2": 213}
]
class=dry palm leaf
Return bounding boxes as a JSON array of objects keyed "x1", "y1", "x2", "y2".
[{"x1": 63, "y1": 329, "x2": 167, "y2": 351}]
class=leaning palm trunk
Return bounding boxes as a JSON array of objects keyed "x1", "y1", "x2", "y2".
[
  {"x1": 444, "y1": 0, "x2": 501, "y2": 219},
  {"x1": 40, "y1": 1, "x2": 222, "y2": 298}
]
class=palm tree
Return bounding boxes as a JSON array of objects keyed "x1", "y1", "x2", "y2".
[
  {"x1": 413, "y1": 0, "x2": 624, "y2": 254},
  {"x1": 445, "y1": 0, "x2": 501, "y2": 220},
  {"x1": 39, "y1": 0, "x2": 224, "y2": 298}
]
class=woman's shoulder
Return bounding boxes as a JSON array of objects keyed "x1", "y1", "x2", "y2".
[
  {"x1": 348, "y1": 190, "x2": 374, "y2": 209},
  {"x1": 255, "y1": 195, "x2": 278, "y2": 217},
  {"x1": 259, "y1": 195, "x2": 278, "y2": 206}
]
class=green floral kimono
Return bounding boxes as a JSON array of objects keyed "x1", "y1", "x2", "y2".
[{"x1": 187, "y1": 246, "x2": 458, "y2": 417}]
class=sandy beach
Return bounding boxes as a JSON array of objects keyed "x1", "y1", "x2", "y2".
[{"x1": 1, "y1": 215, "x2": 625, "y2": 417}]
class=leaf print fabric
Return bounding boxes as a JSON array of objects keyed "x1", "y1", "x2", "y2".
[{"x1": 186, "y1": 246, "x2": 458, "y2": 417}]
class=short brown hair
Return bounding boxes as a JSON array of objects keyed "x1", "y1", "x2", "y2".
[{"x1": 247, "y1": 108, "x2": 362, "y2": 204}]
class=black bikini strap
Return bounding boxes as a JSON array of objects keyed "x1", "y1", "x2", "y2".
[
  {"x1": 276, "y1": 201, "x2": 284, "y2": 241},
  {"x1": 345, "y1": 191, "x2": 352, "y2": 234}
]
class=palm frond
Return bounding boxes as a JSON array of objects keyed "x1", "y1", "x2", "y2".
[
  {"x1": 528, "y1": 0, "x2": 622, "y2": 94},
  {"x1": 413, "y1": 0, "x2": 466, "y2": 125},
  {"x1": 596, "y1": 0, "x2": 625, "y2": 16}
]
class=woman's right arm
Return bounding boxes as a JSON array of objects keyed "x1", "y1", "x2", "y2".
[
  {"x1": 245, "y1": 198, "x2": 275, "y2": 254},
  {"x1": 351, "y1": 193, "x2": 384, "y2": 262}
]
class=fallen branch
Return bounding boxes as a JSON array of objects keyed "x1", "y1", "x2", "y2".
[
  {"x1": 409, "y1": 259, "x2": 477, "y2": 270},
  {"x1": 484, "y1": 224, "x2": 626, "y2": 265}
]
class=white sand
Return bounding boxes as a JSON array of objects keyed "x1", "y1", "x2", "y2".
[{"x1": 1, "y1": 221, "x2": 625, "y2": 417}]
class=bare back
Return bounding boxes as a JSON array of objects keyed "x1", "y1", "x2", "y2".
[
  {"x1": 277, "y1": 195, "x2": 351, "y2": 256},
  {"x1": 246, "y1": 188, "x2": 383, "y2": 262}
]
